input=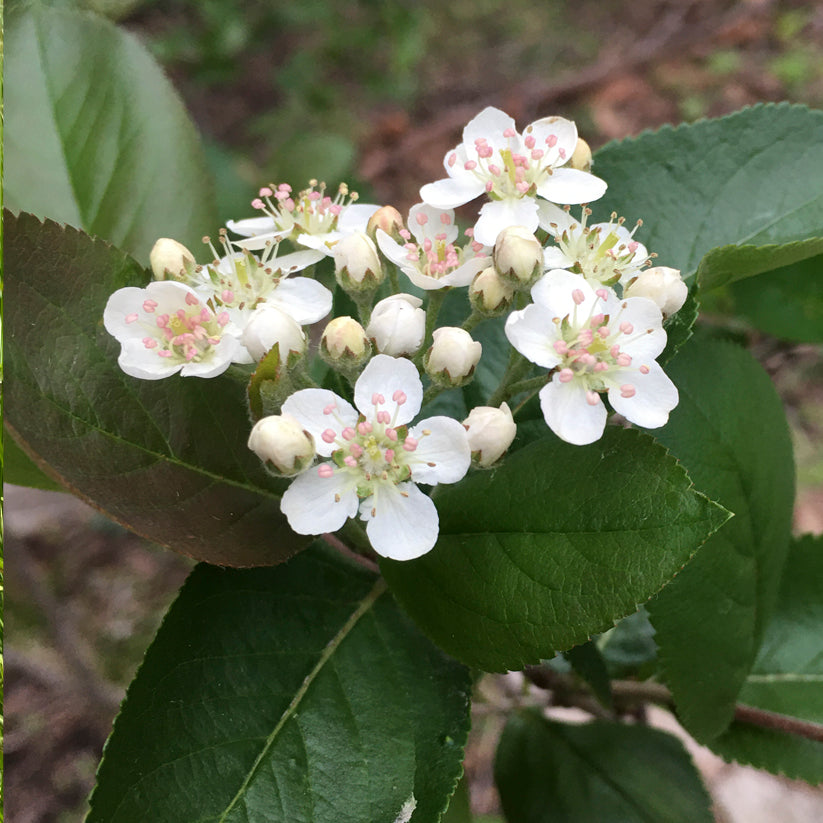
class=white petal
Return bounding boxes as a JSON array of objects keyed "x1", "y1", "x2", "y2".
[
  {"x1": 543, "y1": 246, "x2": 573, "y2": 270},
  {"x1": 232, "y1": 230, "x2": 292, "y2": 251},
  {"x1": 408, "y1": 203, "x2": 459, "y2": 245},
  {"x1": 103, "y1": 287, "x2": 153, "y2": 341},
  {"x1": 608, "y1": 362, "x2": 679, "y2": 430},
  {"x1": 536, "y1": 201, "x2": 576, "y2": 234},
  {"x1": 505, "y1": 304, "x2": 562, "y2": 369},
  {"x1": 437, "y1": 254, "x2": 490, "y2": 288},
  {"x1": 179, "y1": 337, "x2": 239, "y2": 378},
  {"x1": 270, "y1": 248, "x2": 325, "y2": 275},
  {"x1": 614, "y1": 297, "x2": 667, "y2": 361},
  {"x1": 536, "y1": 168, "x2": 607, "y2": 205},
  {"x1": 337, "y1": 203, "x2": 381, "y2": 234},
  {"x1": 463, "y1": 106, "x2": 518, "y2": 150},
  {"x1": 354, "y1": 355, "x2": 423, "y2": 424},
  {"x1": 420, "y1": 175, "x2": 486, "y2": 210},
  {"x1": 116, "y1": 339, "x2": 180, "y2": 379},
  {"x1": 281, "y1": 467, "x2": 359, "y2": 534},
  {"x1": 376, "y1": 230, "x2": 411, "y2": 268},
  {"x1": 408, "y1": 416, "x2": 471, "y2": 485},
  {"x1": 225, "y1": 216, "x2": 277, "y2": 237},
  {"x1": 268, "y1": 277, "x2": 333, "y2": 325},
  {"x1": 539, "y1": 378, "x2": 607, "y2": 445},
  {"x1": 362, "y1": 482, "x2": 439, "y2": 560},
  {"x1": 527, "y1": 115, "x2": 578, "y2": 164},
  {"x1": 473, "y1": 198, "x2": 539, "y2": 246},
  {"x1": 530, "y1": 270, "x2": 609, "y2": 318},
  {"x1": 281, "y1": 389, "x2": 358, "y2": 456}
]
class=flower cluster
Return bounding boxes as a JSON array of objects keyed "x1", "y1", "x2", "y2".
[{"x1": 104, "y1": 106, "x2": 689, "y2": 560}]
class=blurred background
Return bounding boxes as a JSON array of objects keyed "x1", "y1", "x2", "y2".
[{"x1": 4, "y1": 0, "x2": 823, "y2": 819}]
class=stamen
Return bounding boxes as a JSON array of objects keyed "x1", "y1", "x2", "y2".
[
  {"x1": 342, "y1": 427, "x2": 356, "y2": 440},
  {"x1": 620, "y1": 384, "x2": 636, "y2": 398},
  {"x1": 586, "y1": 390, "x2": 600, "y2": 406},
  {"x1": 321, "y1": 429, "x2": 337, "y2": 443}
]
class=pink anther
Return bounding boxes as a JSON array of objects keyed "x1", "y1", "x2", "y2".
[
  {"x1": 440, "y1": 213, "x2": 451, "y2": 225},
  {"x1": 596, "y1": 288, "x2": 609, "y2": 301},
  {"x1": 318, "y1": 463, "x2": 335, "y2": 478},
  {"x1": 620, "y1": 384, "x2": 636, "y2": 398},
  {"x1": 503, "y1": 127, "x2": 516, "y2": 138},
  {"x1": 572, "y1": 289, "x2": 586, "y2": 305},
  {"x1": 448, "y1": 152, "x2": 457, "y2": 167},
  {"x1": 586, "y1": 390, "x2": 600, "y2": 406},
  {"x1": 358, "y1": 422, "x2": 373, "y2": 435},
  {"x1": 321, "y1": 428, "x2": 337, "y2": 444},
  {"x1": 221, "y1": 290, "x2": 235, "y2": 303},
  {"x1": 323, "y1": 403, "x2": 337, "y2": 415},
  {"x1": 344, "y1": 456, "x2": 358, "y2": 468},
  {"x1": 546, "y1": 134, "x2": 558, "y2": 147},
  {"x1": 384, "y1": 449, "x2": 395, "y2": 463},
  {"x1": 416, "y1": 213, "x2": 428, "y2": 226},
  {"x1": 217, "y1": 312, "x2": 230, "y2": 327},
  {"x1": 617, "y1": 353, "x2": 632, "y2": 367},
  {"x1": 142, "y1": 337, "x2": 157, "y2": 349},
  {"x1": 402, "y1": 436, "x2": 418, "y2": 452},
  {"x1": 558, "y1": 368, "x2": 574, "y2": 383},
  {"x1": 372, "y1": 393, "x2": 385, "y2": 405},
  {"x1": 598, "y1": 326, "x2": 610, "y2": 339},
  {"x1": 385, "y1": 427, "x2": 398, "y2": 441},
  {"x1": 259, "y1": 187, "x2": 273, "y2": 197},
  {"x1": 594, "y1": 362, "x2": 609, "y2": 372},
  {"x1": 464, "y1": 160, "x2": 477, "y2": 171},
  {"x1": 125, "y1": 312, "x2": 139, "y2": 324},
  {"x1": 640, "y1": 364, "x2": 650, "y2": 375},
  {"x1": 485, "y1": 181, "x2": 494, "y2": 193},
  {"x1": 143, "y1": 300, "x2": 158, "y2": 313},
  {"x1": 251, "y1": 198, "x2": 264, "y2": 209},
  {"x1": 553, "y1": 340, "x2": 569, "y2": 355},
  {"x1": 558, "y1": 148, "x2": 566, "y2": 159},
  {"x1": 377, "y1": 411, "x2": 391, "y2": 425},
  {"x1": 620, "y1": 322, "x2": 634, "y2": 334}
]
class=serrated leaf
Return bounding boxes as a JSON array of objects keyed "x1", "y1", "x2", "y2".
[
  {"x1": 87, "y1": 543, "x2": 472, "y2": 823},
  {"x1": 565, "y1": 640, "x2": 613, "y2": 710},
  {"x1": 5, "y1": 211, "x2": 302, "y2": 566},
  {"x1": 710, "y1": 535, "x2": 823, "y2": 784},
  {"x1": 494, "y1": 710, "x2": 714, "y2": 823},
  {"x1": 5, "y1": 3, "x2": 218, "y2": 264},
  {"x1": 380, "y1": 427, "x2": 728, "y2": 672},
  {"x1": 730, "y1": 254, "x2": 823, "y2": 343},
  {"x1": 660, "y1": 288, "x2": 699, "y2": 365},
  {"x1": 648, "y1": 337, "x2": 795, "y2": 741},
  {"x1": 593, "y1": 104, "x2": 823, "y2": 282}
]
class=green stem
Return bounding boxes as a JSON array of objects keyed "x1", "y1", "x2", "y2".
[
  {"x1": 388, "y1": 264, "x2": 400, "y2": 295},
  {"x1": 423, "y1": 289, "x2": 447, "y2": 348},
  {"x1": 421, "y1": 383, "x2": 445, "y2": 407},
  {"x1": 461, "y1": 310, "x2": 484, "y2": 333},
  {"x1": 487, "y1": 347, "x2": 531, "y2": 407},
  {"x1": 505, "y1": 374, "x2": 548, "y2": 399}
]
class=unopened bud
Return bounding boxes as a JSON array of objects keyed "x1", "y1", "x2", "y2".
[
  {"x1": 248, "y1": 414, "x2": 315, "y2": 476},
  {"x1": 463, "y1": 403, "x2": 517, "y2": 467},
  {"x1": 367, "y1": 294, "x2": 426, "y2": 357},
  {"x1": 569, "y1": 138, "x2": 593, "y2": 173},
  {"x1": 424, "y1": 327, "x2": 482, "y2": 387},
  {"x1": 493, "y1": 226, "x2": 544, "y2": 289},
  {"x1": 624, "y1": 266, "x2": 688, "y2": 317},
  {"x1": 242, "y1": 305, "x2": 306, "y2": 363},
  {"x1": 150, "y1": 238, "x2": 196, "y2": 281},
  {"x1": 469, "y1": 266, "x2": 515, "y2": 316},
  {"x1": 367, "y1": 205, "x2": 405, "y2": 242},
  {"x1": 321, "y1": 316, "x2": 371, "y2": 367},
  {"x1": 334, "y1": 232, "x2": 384, "y2": 292}
]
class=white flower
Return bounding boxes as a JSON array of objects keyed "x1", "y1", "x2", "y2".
[
  {"x1": 248, "y1": 414, "x2": 316, "y2": 476},
  {"x1": 103, "y1": 281, "x2": 246, "y2": 379},
  {"x1": 376, "y1": 203, "x2": 489, "y2": 291},
  {"x1": 242, "y1": 305, "x2": 306, "y2": 363},
  {"x1": 280, "y1": 355, "x2": 471, "y2": 560},
  {"x1": 149, "y1": 238, "x2": 196, "y2": 281},
  {"x1": 493, "y1": 225, "x2": 544, "y2": 287},
  {"x1": 539, "y1": 204, "x2": 650, "y2": 289},
  {"x1": 469, "y1": 266, "x2": 515, "y2": 316},
  {"x1": 227, "y1": 181, "x2": 379, "y2": 254},
  {"x1": 333, "y1": 231, "x2": 384, "y2": 290},
  {"x1": 419, "y1": 107, "x2": 607, "y2": 246},
  {"x1": 366, "y1": 294, "x2": 426, "y2": 357},
  {"x1": 463, "y1": 403, "x2": 517, "y2": 467},
  {"x1": 321, "y1": 316, "x2": 371, "y2": 364},
  {"x1": 505, "y1": 270, "x2": 678, "y2": 445},
  {"x1": 624, "y1": 266, "x2": 688, "y2": 317},
  {"x1": 424, "y1": 327, "x2": 482, "y2": 386}
]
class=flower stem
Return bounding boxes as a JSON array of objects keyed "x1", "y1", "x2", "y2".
[
  {"x1": 388, "y1": 264, "x2": 400, "y2": 295},
  {"x1": 461, "y1": 310, "x2": 484, "y2": 333},
  {"x1": 487, "y1": 347, "x2": 532, "y2": 408},
  {"x1": 423, "y1": 289, "x2": 447, "y2": 349}
]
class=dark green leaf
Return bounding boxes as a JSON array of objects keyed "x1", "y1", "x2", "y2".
[
  {"x1": 593, "y1": 104, "x2": 823, "y2": 282},
  {"x1": 381, "y1": 427, "x2": 728, "y2": 672},
  {"x1": 88, "y1": 543, "x2": 472, "y2": 823},
  {"x1": 5, "y1": 212, "x2": 302, "y2": 566},
  {"x1": 710, "y1": 535, "x2": 823, "y2": 783},
  {"x1": 441, "y1": 777, "x2": 473, "y2": 823},
  {"x1": 600, "y1": 607, "x2": 658, "y2": 679},
  {"x1": 565, "y1": 641, "x2": 613, "y2": 710},
  {"x1": 648, "y1": 337, "x2": 795, "y2": 741},
  {"x1": 494, "y1": 710, "x2": 714, "y2": 823},
  {"x1": 4, "y1": 428, "x2": 65, "y2": 492},
  {"x1": 660, "y1": 288, "x2": 699, "y2": 365},
  {"x1": 730, "y1": 254, "x2": 823, "y2": 343},
  {"x1": 5, "y1": 3, "x2": 218, "y2": 264}
]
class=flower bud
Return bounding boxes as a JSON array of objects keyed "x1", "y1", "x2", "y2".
[
  {"x1": 334, "y1": 232, "x2": 384, "y2": 292},
  {"x1": 248, "y1": 414, "x2": 315, "y2": 476},
  {"x1": 624, "y1": 266, "x2": 688, "y2": 317},
  {"x1": 569, "y1": 137, "x2": 593, "y2": 173},
  {"x1": 469, "y1": 266, "x2": 515, "y2": 316},
  {"x1": 366, "y1": 205, "x2": 405, "y2": 242},
  {"x1": 463, "y1": 403, "x2": 517, "y2": 467},
  {"x1": 493, "y1": 226, "x2": 544, "y2": 289},
  {"x1": 424, "y1": 327, "x2": 482, "y2": 387},
  {"x1": 150, "y1": 238, "x2": 196, "y2": 281},
  {"x1": 242, "y1": 305, "x2": 306, "y2": 363},
  {"x1": 366, "y1": 294, "x2": 426, "y2": 357},
  {"x1": 321, "y1": 316, "x2": 371, "y2": 367}
]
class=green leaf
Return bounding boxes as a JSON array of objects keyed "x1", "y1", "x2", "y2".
[
  {"x1": 441, "y1": 777, "x2": 473, "y2": 823},
  {"x1": 494, "y1": 710, "x2": 714, "y2": 823},
  {"x1": 5, "y1": 212, "x2": 302, "y2": 566},
  {"x1": 4, "y1": 428, "x2": 65, "y2": 492},
  {"x1": 380, "y1": 427, "x2": 728, "y2": 672},
  {"x1": 565, "y1": 641, "x2": 613, "y2": 710},
  {"x1": 599, "y1": 607, "x2": 658, "y2": 679},
  {"x1": 648, "y1": 337, "x2": 795, "y2": 741},
  {"x1": 660, "y1": 288, "x2": 699, "y2": 365},
  {"x1": 88, "y1": 543, "x2": 472, "y2": 823},
  {"x1": 710, "y1": 535, "x2": 823, "y2": 783},
  {"x1": 5, "y1": 3, "x2": 218, "y2": 264},
  {"x1": 593, "y1": 104, "x2": 823, "y2": 282},
  {"x1": 730, "y1": 254, "x2": 823, "y2": 343}
]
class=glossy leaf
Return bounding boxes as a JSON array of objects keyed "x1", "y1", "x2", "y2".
[
  {"x1": 495, "y1": 710, "x2": 714, "y2": 823},
  {"x1": 730, "y1": 254, "x2": 823, "y2": 343},
  {"x1": 5, "y1": 3, "x2": 218, "y2": 264},
  {"x1": 710, "y1": 535, "x2": 823, "y2": 783},
  {"x1": 5, "y1": 212, "x2": 301, "y2": 566},
  {"x1": 648, "y1": 337, "x2": 795, "y2": 741},
  {"x1": 4, "y1": 429, "x2": 65, "y2": 492},
  {"x1": 87, "y1": 543, "x2": 472, "y2": 823},
  {"x1": 593, "y1": 104, "x2": 823, "y2": 282},
  {"x1": 381, "y1": 427, "x2": 728, "y2": 672}
]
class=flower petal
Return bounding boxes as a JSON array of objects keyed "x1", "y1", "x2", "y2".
[
  {"x1": 527, "y1": 115, "x2": 578, "y2": 165},
  {"x1": 420, "y1": 174, "x2": 486, "y2": 210},
  {"x1": 614, "y1": 297, "x2": 667, "y2": 360},
  {"x1": 536, "y1": 201, "x2": 576, "y2": 235},
  {"x1": 539, "y1": 378, "x2": 607, "y2": 445},
  {"x1": 116, "y1": 339, "x2": 181, "y2": 379},
  {"x1": 361, "y1": 482, "x2": 439, "y2": 560},
  {"x1": 408, "y1": 416, "x2": 471, "y2": 485},
  {"x1": 463, "y1": 106, "x2": 518, "y2": 151},
  {"x1": 536, "y1": 167, "x2": 607, "y2": 205},
  {"x1": 267, "y1": 277, "x2": 333, "y2": 325},
  {"x1": 408, "y1": 203, "x2": 459, "y2": 245},
  {"x1": 281, "y1": 466, "x2": 359, "y2": 534},
  {"x1": 376, "y1": 230, "x2": 410, "y2": 268},
  {"x1": 225, "y1": 216, "x2": 277, "y2": 237},
  {"x1": 473, "y1": 198, "x2": 539, "y2": 246},
  {"x1": 337, "y1": 203, "x2": 381, "y2": 233},
  {"x1": 281, "y1": 389, "x2": 358, "y2": 456},
  {"x1": 269, "y1": 248, "x2": 325, "y2": 275},
  {"x1": 608, "y1": 362, "x2": 679, "y2": 430},
  {"x1": 354, "y1": 355, "x2": 423, "y2": 424},
  {"x1": 505, "y1": 304, "x2": 563, "y2": 369}
]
